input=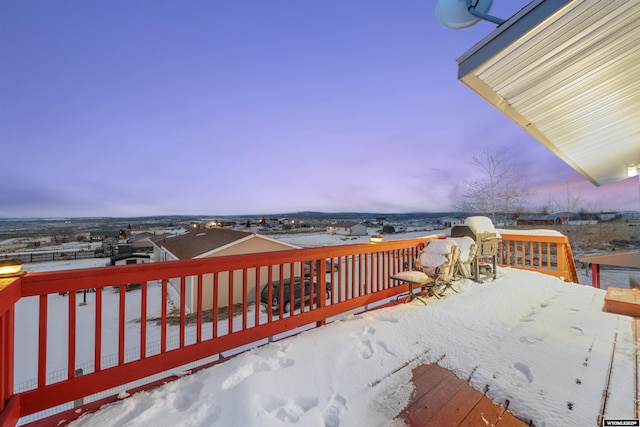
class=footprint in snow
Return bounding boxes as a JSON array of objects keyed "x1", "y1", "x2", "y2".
[
  {"x1": 359, "y1": 340, "x2": 375, "y2": 359},
  {"x1": 323, "y1": 394, "x2": 348, "y2": 427},
  {"x1": 520, "y1": 311, "x2": 536, "y2": 322},
  {"x1": 359, "y1": 326, "x2": 376, "y2": 336},
  {"x1": 376, "y1": 315, "x2": 399, "y2": 323},
  {"x1": 514, "y1": 362, "x2": 534, "y2": 383},
  {"x1": 375, "y1": 340, "x2": 397, "y2": 357},
  {"x1": 569, "y1": 326, "x2": 584, "y2": 336},
  {"x1": 255, "y1": 394, "x2": 319, "y2": 423},
  {"x1": 221, "y1": 357, "x2": 294, "y2": 390},
  {"x1": 172, "y1": 378, "x2": 204, "y2": 412},
  {"x1": 351, "y1": 327, "x2": 378, "y2": 359},
  {"x1": 519, "y1": 335, "x2": 543, "y2": 345}
]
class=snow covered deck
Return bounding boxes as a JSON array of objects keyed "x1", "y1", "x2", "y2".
[
  {"x1": 54, "y1": 268, "x2": 637, "y2": 427},
  {"x1": 0, "y1": 233, "x2": 612, "y2": 427}
]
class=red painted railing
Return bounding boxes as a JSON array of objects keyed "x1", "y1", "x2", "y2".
[
  {"x1": 1, "y1": 237, "x2": 429, "y2": 426},
  {"x1": 497, "y1": 231, "x2": 579, "y2": 283},
  {"x1": 0, "y1": 233, "x2": 578, "y2": 426}
]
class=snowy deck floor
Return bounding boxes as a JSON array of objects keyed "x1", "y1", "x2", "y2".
[
  {"x1": 395, "y1": 313, "x2": 640, "y2": 426},
  {"x1": 18, "y1": 270, "x2": 640, "y2": 426}
]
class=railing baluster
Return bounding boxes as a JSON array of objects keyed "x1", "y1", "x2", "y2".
[
  {"x1": 337, "y1": 257, "x2": 343, "y2": 303},
  {"x1": 266, "y1": 266, "x2": 272, "y2": 323},
  {"x1": 0, "y1": 313, "x2": 5, "y2": 410},
  {"x1": 179, "y1": 277, "x2": 186, "y2": 348},
  {"x1": 242, "y1": 269, "x2": 248, "y2": 328},
  {"x1": 196, "y1": 274, "x2": 203, "y2": 343},
  {"x1": 1, "y1": 307, "x2": 15, "y2": 411},
  {"x1": 364, "y1": 253, "x2": 368, "y2": 294},
  {"x1": 255, "y1": 267, "x2": 261, "y2": 326},
  {"x1": 140, "y1": 282, "x2": 147, "y2": 359},
  {"x1": 345, "y1": 256, "x2": 351, "y2": 299},
  {"x1": 351, "y1": 255, "x2": 357, "y2": 298},
  {"x1": 278, "y1": 265, "x2": 284, "y2": 318},
  {"x1": 228, "y1": 272, "x2": 234, "y2": 333},
  {"x1": 307, "y1": 260, "x2": 313, "y2": 312},
  {"x1": 68, "y1": 291, "x2": 76, "y2": 379},
  {"x1": 212, "y1": 272, "x2": 219, "y2": 338},
  {"x1": 38, "y1": 295, "x2": 47, "y2": 387},
  {"x1": 529, "y1": 241, "x2": 534, "y2": 268},
  {"x1": 118, "y1": 285, "x2": 125, "y2": 365},
  {"x1": 383, "y1": 251, "x2": 389, "y2": 290},
  {"x1": 288, "y1": 262, "x2": 295, "y2": 315},
  {"x1": 95, "y1": 287, "x2": 102, "y2": 370},
  {"x1": 161, "y1": 279, "x2": 167, "y2": 354}
]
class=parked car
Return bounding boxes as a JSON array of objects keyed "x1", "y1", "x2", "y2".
[
  {"x1": 260, "y1": 277, "x2": 332, "y2": 313},
  {"x1": 112, "y1": 283, "x2": 142, "y2": 291},
  {"x1": 303, "y1": 260, "x2": 339, "y2": 276},
  {"x1": 58, "y1": 288, "x2": 95, "y2": 296}
]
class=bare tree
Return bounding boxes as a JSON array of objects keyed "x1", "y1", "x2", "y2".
[
  {"x1": 538, "y1": 184, "x2": 584, "y2": 223},
  {"x1": 561, "y1": 184, "x2": 583, "y2": 223},
  {"x1": 453, "y1": 146, "x2": 532, "y2": 224}
]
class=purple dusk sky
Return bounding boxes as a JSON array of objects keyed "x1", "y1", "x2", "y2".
[{"x1": 1, "y1": 1, "x2": 638, "y2": 218}]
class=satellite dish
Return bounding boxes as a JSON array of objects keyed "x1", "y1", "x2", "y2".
[{"x1": 436, "y1": 0, "x2": 504, "y2": 30}]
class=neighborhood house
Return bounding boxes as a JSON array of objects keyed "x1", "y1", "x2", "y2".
[
  {"x1": 516, "y1": 214, "x2": 563, "y2": 226},
  {"x1": 327, "y1": 222, "x2": 368, "y2": 236},
  {"x1": 151, "y1": 228, "x2": 301, "y2": 311}
]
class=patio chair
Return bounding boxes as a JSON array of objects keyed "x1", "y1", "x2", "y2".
[
  {"x1": 415, "y1": 239, "x2": 460, "y2": 294},
  {"x1": 448, "y1": 236, "x2": 477, "y2": 279},
  {"x1": 391, "y1": 238, "x2": 461, "y2": 301}
]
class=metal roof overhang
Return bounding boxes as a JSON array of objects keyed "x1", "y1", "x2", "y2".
[{"x1": 457, "y1": 0, "x2": 640, "y2": 186}]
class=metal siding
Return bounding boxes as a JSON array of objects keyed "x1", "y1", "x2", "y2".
[{"x1": 458, "y1": 0, "x2": 640, "y2": 186}]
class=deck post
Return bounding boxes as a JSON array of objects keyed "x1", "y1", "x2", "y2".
[{"x1": 591, "y1": 263, "x2": 601, "y2": 288}]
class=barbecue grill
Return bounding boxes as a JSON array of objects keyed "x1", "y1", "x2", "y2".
[{"x1": 450, "y1": 220, "x2": 499, "y2": 281}]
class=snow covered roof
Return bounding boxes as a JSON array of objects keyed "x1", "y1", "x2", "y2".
[
  {"x1": 152, "y1": 228, "x2": 300, "y2": 259},
  {"x1": 329, "y1": 222, "x2": 363, "y2": 228}
]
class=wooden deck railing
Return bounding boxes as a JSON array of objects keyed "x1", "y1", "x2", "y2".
[
  {"x1": 0, "y1": 233, "x2": 578, "y2": 427},
  {"x1": 497, "y1": 231, "x2": 579, "y2": 283}
]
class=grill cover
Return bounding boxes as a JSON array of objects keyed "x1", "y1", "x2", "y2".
[{"x1": 450, "y1": 225, "x2": 499, "y2": 258}]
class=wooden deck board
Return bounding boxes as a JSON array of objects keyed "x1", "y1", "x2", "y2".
[
  {"x1": 494, "y1": 409, "x2": 530, "y2": 426},
  {"x1": 396, "y1": 364, "x2": 528, "y2": 426},
  {"x1": 458, "y1": 396, "x2": 506, "y2": 427},
  {"x1": 424, "y1": 385, "x2": 485, "y2": 426},
  {"x1": 604, "y1": 287, "x2": 640, "y2": 317},
  {"x1": 402, "y1": 371, "x2": 466, "y2": 425},
  {"x1": 404, "y1": 365, "x2": 453, "y2": 406}
]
